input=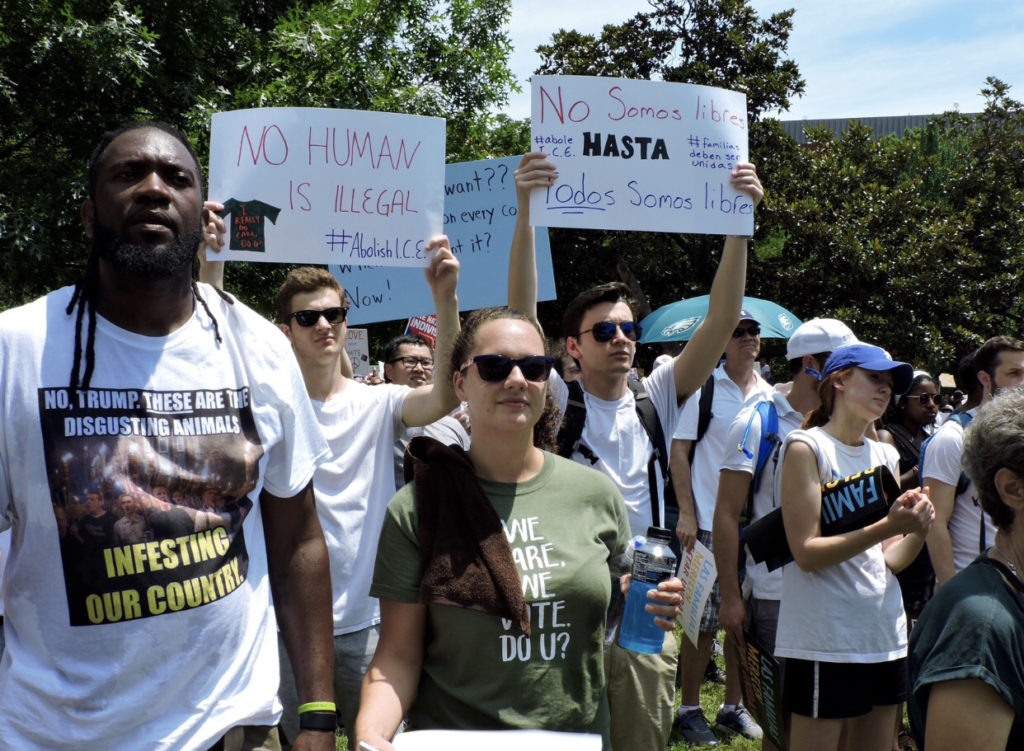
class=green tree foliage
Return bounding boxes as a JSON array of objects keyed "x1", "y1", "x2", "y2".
[
  {"x1": 761, "y1": 77, "x2": 1024, "y2": 374},
  {"x1": 537, "y1": 0, "x2": 803, "y2": 121},
  {"x1": 0, "y1": 0, "x2": 514, "y2": 314}
]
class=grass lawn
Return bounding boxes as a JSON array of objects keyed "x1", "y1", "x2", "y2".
[{"x1": 667, "y1": 629, "x2": 761, "y2": 751}]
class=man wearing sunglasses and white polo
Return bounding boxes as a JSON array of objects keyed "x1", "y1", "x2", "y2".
[
  {"x1": 509, "y1": 151, "x2": 764, "y2": 751},
  {"x1": 670, "y1": 311, "x2": 774, "y2": 745}
]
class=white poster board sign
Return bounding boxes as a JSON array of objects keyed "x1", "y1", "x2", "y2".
[
  {"x1": 530, "y1": 75, "x2": 752, "y2": 235},
  {"x1": 676, "y1": 538, "x2": 718, "y2": 648},
  {"x1": 331, "y1": 156, "x2": 556, "y2": 325},
  {"x1": 390, "y1": 729, "x2": 600, "y2": 750},
  {"x1": 208, "y1": 107, "x2": 445, "y2": 266},
  {"x1": 345, "y1": 328, "x2": 370, "y2": 377}
]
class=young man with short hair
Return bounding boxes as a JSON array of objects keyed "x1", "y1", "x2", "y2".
[
  {"x1": 670, "y1": 311, "x2": 774, "y2": 744},
  {"x1": 924, "y1": 335, "x2": 1024, "y2": 586}
]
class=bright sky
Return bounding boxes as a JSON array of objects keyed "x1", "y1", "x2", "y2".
[{"x1": 505, "y1": 0, "x2": 1024, "y2": 121}]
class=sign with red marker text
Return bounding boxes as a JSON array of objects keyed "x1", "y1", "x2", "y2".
[
  {"x1": 208, "y1": 107, "x2": 445, "y2": 266},
  {"x1": 529, "y1": 76, "x2": 752, "y2": 235},
  {"x1": 346, "y1": 328, "x2": 370, "y2": 377}
]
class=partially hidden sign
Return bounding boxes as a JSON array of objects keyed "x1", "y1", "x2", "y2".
[
  {"x1": 530, "y1": 75, "x2": 753, "y2": 235},
  {"x1": 208, "y1": 107, "x2": 445, "y2": 266},
  {"x1": 331, "y1": 156, "x2": 556, "y2": 325}
]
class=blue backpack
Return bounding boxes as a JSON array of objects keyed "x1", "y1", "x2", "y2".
[
  {"x1": 736, "y1": 399, "x2": 781, "y2": 522},
  {"x1": 918, "y1": 411, "x2": 973, "y2": 495}
]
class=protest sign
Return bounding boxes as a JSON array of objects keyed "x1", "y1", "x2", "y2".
[
  {"x1": 345, "y1": 328, "x2": 370, "y2": 377},
  {"x1": 530, "y1": 75, "x2": 752, "y2": 236},
  {"x1": 737, "y1": 631, "x2": 788, "y2": 751},
  {"x1": 675, "y1": 538, "x2": 717, "y2": 648},
  {"x1": 331, "y1": 156, "x2": 556, "y2": 325},
  {"x1": 406, "y1": 315, "x2": 437, "y2": 348},
  {"x1": 208, "y1": 107, "x2": 445, "y2": 266}
]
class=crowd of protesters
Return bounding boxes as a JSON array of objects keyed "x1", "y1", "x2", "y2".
[{"x1": 0, "y1": 120, "x2": 1020, "y2": 751}]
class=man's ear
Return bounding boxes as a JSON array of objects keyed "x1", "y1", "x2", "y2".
[
  {"x1": 279, "y1": 323, "x2": 292, "y2": 341},
  {"x1": 565, "y1": 335, "x2": 582, "y2": 361},
  {"x1": 81, "y1": 200, "x2": 95, "y2": 239},
  {"x1": 977, "y1": 369, "x2": 993, "y2": 398},
  {"x1": 453, "y1": 368, "x2": 467, "y2": 402}
]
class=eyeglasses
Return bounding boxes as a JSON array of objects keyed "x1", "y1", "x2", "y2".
[
  {"x1": 908, "y1": 393, "x2": 941, "y2": 405},
  {"x1": 285, "y1": 306, "x2": 347, "y2": 327},
  {"x1": 732, "y1": 324, "x2": 761, "y2": 338},
  {"x1": 389, "y1": 356, "x2": 434, "y2": 370},
  {"x1": 577, "y1": 321, "x2": 642, "y2": 342},
  {"x1": 460, "y1": 354, "x2": 555, "y2": 383}
]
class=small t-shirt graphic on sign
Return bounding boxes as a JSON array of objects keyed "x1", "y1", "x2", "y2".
[{"x1": 218, "y1": 199, "x2": 282, "y2": 251}]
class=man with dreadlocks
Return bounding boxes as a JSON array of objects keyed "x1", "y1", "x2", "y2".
[{"x1": 0, "y1": 122, "x2": 336, "y2": 751}]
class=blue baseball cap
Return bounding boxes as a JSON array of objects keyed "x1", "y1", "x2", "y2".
[{"x1": 821, "y1": 344, "x2": 915, "y2": 395}]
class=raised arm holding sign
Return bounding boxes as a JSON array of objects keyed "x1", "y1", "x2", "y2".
[
  {"x1": 207, "y1": 107, "x2": 445, "y2": 267},
  {"x1": 529, "y1": 75, "x2": 754, "y2": 237}
]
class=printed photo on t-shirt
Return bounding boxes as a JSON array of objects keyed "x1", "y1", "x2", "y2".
[{"x1": 37, "y1": 386, "x2": 264, "y2": 626}]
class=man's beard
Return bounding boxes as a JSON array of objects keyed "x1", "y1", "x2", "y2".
[{"x1": 93, "y1": 220, "x2": 201, "y2": 281}]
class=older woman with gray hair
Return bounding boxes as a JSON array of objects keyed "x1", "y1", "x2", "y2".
[{"x1": 908, "y1": 386, "x2": 1024, "y2": 750}]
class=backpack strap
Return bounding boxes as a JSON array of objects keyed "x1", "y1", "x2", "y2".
[
  {"x1": 918, "y1": 411, "x2": 973, "y2": 494},
  {"x1": 556, "y1": 380, "x2": 590, "y2": 461},
  {"x1": 686, "y1": 372, "x2": 716, "y2": 465},
  {"x1": 629, "y1": 380, "x2": 669, "y2": 528}
]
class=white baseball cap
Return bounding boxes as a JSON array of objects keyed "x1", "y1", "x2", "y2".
[{"x1": 786, "y1": 318, "x2": 858, "y2": 360}]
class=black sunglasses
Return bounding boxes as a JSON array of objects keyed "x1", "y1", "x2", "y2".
[
  {"x1": 908, "y1": 393, "x2": 941, "y2": 405},
  {"x1": 577, "y1": 321, "x2": 642, "y2": 343},
  {"x1": 460, "y1": 354, "x2": 555, "y2": 383},
  {"x1": 732, "y1": 324, "x2": 761, "y2": 338},
  {"x1": 286, "y1": 306, "x2": 347, "y2": 327}
]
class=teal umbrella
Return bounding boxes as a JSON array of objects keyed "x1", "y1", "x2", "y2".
[{"x1": 639, "y1": 295, "x2": 801, "y2": 343}]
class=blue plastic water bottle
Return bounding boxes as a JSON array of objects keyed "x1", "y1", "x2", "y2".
[{"x1": 618, "y1": 526, "x2": 677, "y2": 654}]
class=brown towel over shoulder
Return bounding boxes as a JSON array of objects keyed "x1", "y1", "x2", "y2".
[{"x1": 404, "y1": 436, "x2": 531, "y2": 636}]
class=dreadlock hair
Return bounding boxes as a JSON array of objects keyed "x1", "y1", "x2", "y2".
[{"x1": 67, "y1": 121, "x2": 231, "y2": 390}]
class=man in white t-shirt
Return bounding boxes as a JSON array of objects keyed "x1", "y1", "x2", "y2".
[
  {"x1": 712, "y1": 318, "x2": 857, "y2": 751},
  {"x1": 0, "y1": 121, "x2": 335, "y2": 750},
  {"x1": 670, "y1": 311, "x2": 774, "y2": 743},
  {"x1": 270, "y1": 254, "x2": 461, "y2": 747},
  {"x1": 383, "y1": 333, "x2": 470, "y2": 488},
  {"x1": 924, "y1": 335, "x2": 1024, "y2": 586},
  {"x1": 509, "y1": 151, "x2": 764, "y2": 751}
]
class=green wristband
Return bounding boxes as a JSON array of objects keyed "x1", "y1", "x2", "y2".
[{"x1": 298, "y1": 701, "x2": 337, "y2": 714}]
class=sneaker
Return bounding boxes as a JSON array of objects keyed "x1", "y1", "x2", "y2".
[
  {"x1": 715, "y1": 705, "x2": 763, "y2": 740},
  {"x1": 703, "y1": 659, "x2": 726, "y2": 685},
  {"x1": 673, "y1": 707, "x2": 719, "y2": 747}
]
